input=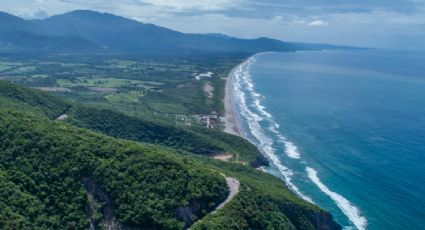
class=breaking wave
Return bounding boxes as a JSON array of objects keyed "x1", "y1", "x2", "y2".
[
  {"x1": 230, "y1": 55, "x2": 368, "y2": 230},
  {"x1": 231, "y1": 56, "x2": 312, "y2": 202},
  {"x1": 307, "y1": 167, "x2": 368, "y2": 230}
]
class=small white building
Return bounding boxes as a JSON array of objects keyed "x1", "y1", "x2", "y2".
[{"x1": 194, "y1": 71, "x2": 214, "y2": 80}]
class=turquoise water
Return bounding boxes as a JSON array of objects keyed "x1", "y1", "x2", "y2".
[{"x1": 231, "y1": 50, "x2": 425, "y2": 230}]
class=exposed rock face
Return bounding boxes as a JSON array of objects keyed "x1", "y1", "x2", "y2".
[
  {"x1": 82, "y1": 177, "x2": 123, "y2": 230},
  {"x1": 175, "y1": 201, "x2": 204, "y2": 226},
  {"x1": 279, "y1": 202, "x2": 342, "y2": 230},
  {"x1": 312, "y1": 210, "x2": 342, "y2": 230}
]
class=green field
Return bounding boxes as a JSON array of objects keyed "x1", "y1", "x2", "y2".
[
  {"x1": 57, "y1": 77, "x2": 149, "y2": 88},
  {"x1": 105, "y1": 91, "x2": 146, "y2": 103},
  {"x1": 0, "y1": 61, "x2": 23, "y2": 72},
  {"x1": 0, "y1": 54, "x2": 241, "y2": 127}
]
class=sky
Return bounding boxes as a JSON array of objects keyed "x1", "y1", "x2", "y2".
[{"x1": 1, "y1": 0, "x2": 425, "y2": 49}]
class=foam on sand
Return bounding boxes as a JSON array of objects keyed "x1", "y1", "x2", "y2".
[{"x1": 306, "y1": 167, "x2": 368, "y2": 230}]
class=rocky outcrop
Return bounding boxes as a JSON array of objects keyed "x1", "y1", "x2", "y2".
[
  {"x1": 175, "y1": 201, "x2": 203, "y2": 225},
  {"x1": 82, "y1": 177, "x2": 123, "y2": 230},
  {"x1": 279, "y1": 202, "x2": 342, "y2": 230},
  {"x1": 311, "y1": 210, "x2": 342, "y2": 230}
]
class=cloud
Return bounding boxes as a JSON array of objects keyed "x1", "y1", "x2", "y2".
[
  {"x1": 271, "y1": 15, "x2": 284, "y2": 22},
  {"x1": 138, "y1": 0, "x2": 241, "y2": 11},
  {"x1": 32, "y1": 8, "x2": 49, "y2": 19},
  {"x1": 309, "y1": 20, "x2": 328, "y2": 27}
]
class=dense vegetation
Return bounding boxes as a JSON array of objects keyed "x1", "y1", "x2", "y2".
[
  {"x1": 0, "y1": 60, "x2": 341, "y2": 229},
  {"x1": 0, "y1": 6, "x2": 353, "y2": 230},
  {"x1": 67, "y1": 106, "x2": 267, "y2": 166},
  {"x1": 68, "y1": 106, "x2": 223, "y2": 154},
  {"x1": 190, "y1": 127, "x2": 269, "y2": 167},
  {"x1": 0, "y1": 53, "x2": 239, "y2": 117},
  {"x1": 192, "y1": 158, "x2": 341, "y2": 230},
  {"x1": 0, "y1": 80, "x2": 70, "y2": 119},
  {"x1": 0, "y1": 80, "x2": 267, "y2": 166},
  {"x1": 0, "y1": 109, "x2": 228, "y2": 229}
]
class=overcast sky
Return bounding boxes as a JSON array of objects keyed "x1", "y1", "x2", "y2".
[{"x1": 1, "y1": 0, "x2": 425, "y2": 49}]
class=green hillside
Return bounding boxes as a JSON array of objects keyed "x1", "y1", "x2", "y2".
[
  {"x1": 0, "y1": 80, "x2": 70, "y2": 119},
  {"x1": 66, "y1": 106, "x2": 267, "y2": 166},
  {"x1": 0, "y1": 81, "x2": 341, "y2": 229},
  {"x1": 192, "y1": 159, "x2": 341, "y2": 230},
  {"x1": 0, "y1": 109, "x2": 227, "y2": 229},
  {"x1": 0, "y1": 81, "x2": 267, "y2": 166}
]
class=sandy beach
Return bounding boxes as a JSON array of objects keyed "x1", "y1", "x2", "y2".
[{"x1": 223, "y1": 67, "x2": 242, "y2": 137}]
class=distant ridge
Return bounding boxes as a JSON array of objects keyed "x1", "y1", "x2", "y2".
[
  {"x1": 0, "y1": 10, "x2": 354, "y2": 56},
  {"x1": 0, "y1": 11, "x2": 39, "y2": 32}
]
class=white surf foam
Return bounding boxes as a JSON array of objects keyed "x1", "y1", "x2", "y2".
[
  {"x1": 306, "y1": 167, "x2": 368, "y2": 230},
  {"x1": 232, "y1": 56, "x2": 313, "y2": 203},
  {"x1": 282, "y1": 141, "x2": 302, "y2": 159},
  {"x1": 231, "y1": 55, "x2": 368, "y2": 230}
]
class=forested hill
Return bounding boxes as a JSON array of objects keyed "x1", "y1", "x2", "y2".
[
  {"x1": 0, "y1": 109, "x2": 228, "y2": 229},
  {"x1": 0, "y1": 80, "x2": 70, "y2": 119},
  {"x1": 0, "y1": 80, "x2": 267, "y2": 167},
  {"x1": 66, "y1": 105, "x2": 268, "y2": 167},
  {"x1": 0, "y1": 80, "x2": 342, "y2": 229},
  {"x1": 0, "y1": 10, "x2": 350, "y2": 56}
]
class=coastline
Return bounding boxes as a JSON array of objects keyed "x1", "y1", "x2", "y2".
[
  {"x1": 223, "y1": 52, "x2": 271, "y2": 138},
  {"x1": 223, "y1": 66, "x2": 242, "y2": 137},
  {"x1": 223, "y1": 51, "x2": 370, "y2": 230}
]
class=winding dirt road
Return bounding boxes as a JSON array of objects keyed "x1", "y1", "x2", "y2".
[
  {"x1": 213, "y1": 176, "x2": 240, "y2": 212},
  {"x1": 188, "y1": 175, "x2": 240, "y2": 229}
]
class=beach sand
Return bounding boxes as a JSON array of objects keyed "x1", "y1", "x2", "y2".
[{"x1": 223, "y1": 68, "x2": 242, "y2": 137}]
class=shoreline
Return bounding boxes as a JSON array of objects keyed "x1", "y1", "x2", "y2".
[
  {"x1": 223, "y1": 53, "x2": 269, "y2": 138},
  {"x1": 223, "y1": 66, "x2": 243, "y2": 137},
  {"x1": 222, "y1": 52, "x2": 367, "y2": 230}
]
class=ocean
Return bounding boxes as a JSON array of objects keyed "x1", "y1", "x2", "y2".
[{"x1": 231, "y1": 49, "x2": 425, "y2": 230}]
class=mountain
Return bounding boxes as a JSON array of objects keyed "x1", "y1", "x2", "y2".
[
  {"x1": 0, "y1": 10, "x2": 349, "y2": 56},
  {"x1": 35, "y1": 10, "x2": 306, "y2": 54},
  {"x1": 0, "y1": 30, "x2": 104, "y2": 53},
  {"x1": 0, "y1": 11, "x2": 105, "y2": 53},
  {"x1": 34, "y1": 10, "x2": 187, "y2": 54},
  {"x1": 0, "y1": 12, "x2": 39, "y2": 33}
]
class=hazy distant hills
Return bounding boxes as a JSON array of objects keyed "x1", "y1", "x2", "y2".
[
  {"x1": 0, "y1": 12, "x2": 38, "y2": 32},
  {"x1": 0, "y1": 11, "x2": 104, "y2": 53},
  {"x1": 0, "y1": 10, "x2": 350, "y2": 56}
]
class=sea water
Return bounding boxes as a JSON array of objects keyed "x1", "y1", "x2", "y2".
[{"x1": 231, "y1": 50, "x2": 425, "y2": 230}]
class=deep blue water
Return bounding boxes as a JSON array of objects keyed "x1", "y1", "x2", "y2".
[{"x1": 231, "y1": 50, "x2": 425, "y2": 230}]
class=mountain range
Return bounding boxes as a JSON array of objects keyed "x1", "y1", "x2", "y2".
[{"x1": 0, "y1": 10, "x2": 350, "y2": 56}]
